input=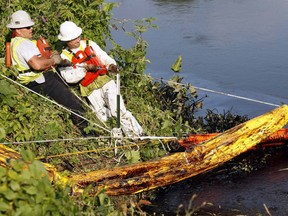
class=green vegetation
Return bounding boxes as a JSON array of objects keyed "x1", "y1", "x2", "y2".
[{"x1": 0, "y1": 0, "x2": 249, "y2": 215}]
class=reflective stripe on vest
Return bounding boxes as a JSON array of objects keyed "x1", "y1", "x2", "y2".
[
  {"x1": 62, "y1": 41, "x2": 86, "y2": 61},
  {"x1": 11, "y1": 37, "x2": 42, "y2": 84},
  {"x1": 62, "y1": 40, "x2": 108, "y2": 86}
]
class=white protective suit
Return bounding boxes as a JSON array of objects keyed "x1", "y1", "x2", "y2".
[{"x1": 59, "y1": 40, "x2": 143, "y2": 137}]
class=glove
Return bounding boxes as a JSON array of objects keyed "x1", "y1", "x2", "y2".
[
  {"x1": 84, "y1": 64, "x2": 98, "y2": 72},
  {"x1": 51, "y1": 53, "x2": 62, "y2": 65},
  {"x1": 108, "y1": 64, "x2": 119, "y2": 73},
  {"x1": 59, "y1": 59, "x2": 73, "y2": 67}
]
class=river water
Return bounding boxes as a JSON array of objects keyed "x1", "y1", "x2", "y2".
[
  {"x1": 108, "y1": 0, "x2": 288, "y2": 215},
  {"x1": 109, "y1": 0, "x2": 288, "y2": 119},
  {"x1": 144, "y1": 148, "x2": 288, "y2": 215}
]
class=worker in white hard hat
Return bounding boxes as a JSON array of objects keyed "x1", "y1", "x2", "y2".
[
  {"x1": 6, "y1": 10, "x2": 93, "y2": 136},
  {"x1": 58, "y1": 21, "x2": 143, "y2": 137}
]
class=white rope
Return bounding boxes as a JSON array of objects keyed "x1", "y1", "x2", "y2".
[
  {"x1": 154, "y1": 76, "x2": 280, "y2": 107},
  {"x1": 54, "y1": 70, "x2": 91, "y2": 108},
  {"x1": 0, "y1": 136, "x2": 112, "y2": 145},
  {"x1": 139, "y1": 136, "x2": 177, "y2": 140},
  {"x1": 3, "y1": 69, "x2": 278, "y2": 145},
  {"x1": 193, "y1": 86, "x2": 279, "y2": 107},
  {"x1": 0, "y1": 74, "x2": 110, "y2": 133},
  {"x1": 1, "y1": 74, "x2": 178, "y2": 145},
  {"x1": 126, "y1": 71, "x2": 281, "y2": 107},
  {"x1": 0, "y1": 133, "x2": 177, "y2": 145}
]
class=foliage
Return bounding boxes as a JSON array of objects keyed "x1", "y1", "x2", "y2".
[
  {"x1": 196, "y1": 109, "x2": 249, "y2": 133},
  {"x1": 0, "y1": 0, "x2": 114, "y2": 51},
  {"x1": 0, "y1": 150, "x2": 79, "y2": 215},
  {"x1": 0, "y1": 0, "x2": 250, "y2": 215},
  {"x1": 0, "y1": 74, "x2": 76, "y2": 143}
]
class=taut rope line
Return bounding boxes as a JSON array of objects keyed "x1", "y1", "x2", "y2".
[
  {"x1": 0, "y1": 135, "x2": 177, "y2": 145},
  {"x1": 127, "y1": 72, "x2": 281, "y2": 107},
  {"x1": 0, "y1": 74, "x2": 110, "y2": 133},
  {"x1": 192, "y1": 86, "x2": 280, "y2": 107},
  {"x1": 35, "y1": 137, "x2": 176, "y2": 160}
]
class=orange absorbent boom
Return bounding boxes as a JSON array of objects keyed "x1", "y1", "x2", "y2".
[{"x1": 178, "y1": 128, "x2": 288, "y2": 149}]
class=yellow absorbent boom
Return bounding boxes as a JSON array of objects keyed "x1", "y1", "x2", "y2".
[{"x1": 0, "y1": 104, "x2": 287, "y2": 196}]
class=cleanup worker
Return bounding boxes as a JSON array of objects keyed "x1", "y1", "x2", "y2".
[
  {"x1": 6, "y1": 10, "x2": 91, "y2": 136},
  {"x1": 57, "y1": 21, "x2": 143, "y2": 137}
]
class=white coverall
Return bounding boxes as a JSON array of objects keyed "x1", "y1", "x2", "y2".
[{"x1": 59, "y1": 40, "x2": 143, "y2": 137}]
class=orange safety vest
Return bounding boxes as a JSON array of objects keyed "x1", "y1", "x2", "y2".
[
  {"x1": 69, "y1": 40, "x2": 108, "y2": 87},
  {"x1": 36, "y1": 37, "x2": 53, "y2": 59}
]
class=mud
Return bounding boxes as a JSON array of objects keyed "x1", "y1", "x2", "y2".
[{"x1": 145, "y1": 147, "x2": 288, "y2": 215}]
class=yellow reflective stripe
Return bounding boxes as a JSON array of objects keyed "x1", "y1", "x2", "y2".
[
  {"x1": 61, "y1": 40, "x2": 86, "y2": 61},
  {"x1": 11, "y1": 37, "x2": 28, "y2": 71},
  {"x1": 17, "y1": 72, "x2": 42, "y2": 85},
  {"x1": 61, "y1": 49, "x2": 73, "y2": 61},
  {"x1": 11, "y1": 37, "x2": 42, "y2": 84}
]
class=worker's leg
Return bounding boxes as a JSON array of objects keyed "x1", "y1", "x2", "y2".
[
  {"x1": 87, "y1": 88, "x2": 111, "y2": 122},
  {"x1": 103, "y1": 80, "x2": 143, "y2": 136},
  {"x1": 26, "y1": 71, "x2": 87, "y2": 132}
]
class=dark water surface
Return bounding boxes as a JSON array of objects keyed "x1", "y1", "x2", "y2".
[
  {"x1": 108, "y1": 1, "x2": 288, "y2": 215},
  {"x1": 110, "y1": 0, "x2": 288, "y2": 118},
  {"x1": 143, "y1": 148, "x2": 288, "y2": 215}
]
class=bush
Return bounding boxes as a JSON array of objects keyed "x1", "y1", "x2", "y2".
[{"x1": 0, "y1": 150, "x2": 79, "y2": 215}]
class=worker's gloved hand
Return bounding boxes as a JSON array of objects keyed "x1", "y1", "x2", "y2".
[
  {"x1": 51, "y1": 53, "x2": 62, "y2": 65},
  {"x1": 84, "y1": 64, "x2": 98, "y2": 72},
  {"x1": 108, "y1": 64, "x2": 119, "y2": 73},
  {"x1": 59, "y1": 59, "x2": 73, "y2": 67}
]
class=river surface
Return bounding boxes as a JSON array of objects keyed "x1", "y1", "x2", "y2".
[
  {"x1": 108, "y1": 1, "x2": 288, "y2": 215},
  {"x1": 109, "y1": 0, "x2": 288, "y2": 119},
  {"x1": 144, "y1": 148, "x2": 288, "y2": 215}
]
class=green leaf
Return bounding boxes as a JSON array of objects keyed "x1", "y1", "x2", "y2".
[
  {"x1": 0, "y1": 167, "x2": 7, "y2": 179},
  {"x1": 4, "y1": 190, "x2": 16, "y2": 200},
  {"x1": 171, "y1": 55, "x2": 182, "y2": 73},
  {"x1": 21, "y1": 150, "x2": 35, "y2": 162},
  {"x1": 0, "y1": 183, "x2": 8, "y2": 193},
  {"x1": 125, "y1": 150, "x2": 140, "y2": 164},
  {"x1": 7, "y1": 170, "x2": 18, "y2": 180},
  {"x1": 0, "y1": 128, "x2": 6, "y2": 140},
  {"x1": 23, "y1": 186, "x2": 37, "y2": 195},
  {"x1": 0, "y1": 202, "x2": 11, "y2": 211},
  {"x1": 9, "y1": 180, "x2": 21, "y2": 191}
]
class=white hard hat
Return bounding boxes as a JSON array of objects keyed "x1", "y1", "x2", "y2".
[
  {"x1": 58, "y1": 21, "x2": 82, "y2": 41},
  {"x1": 6, "y1": 10, "x2": 34, "y2": 29}
]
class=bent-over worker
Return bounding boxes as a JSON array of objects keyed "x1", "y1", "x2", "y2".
[{"x1": 57, "y1": 21, "x2": 143, "y2": 137}]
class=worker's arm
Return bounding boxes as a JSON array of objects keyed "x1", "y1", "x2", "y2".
[
  {"x1": 28, "y1": 55, "x2": 55, "y2": 71},
  {"x1": 28, "y1": 54, "x2": 68, "y2": 71}
]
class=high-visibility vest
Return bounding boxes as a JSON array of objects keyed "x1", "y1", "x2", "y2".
[
  {"x1": 62, "y1": 40, "x2": 108, "y2": 87},
  {"x1": 10, "y1": 37, "x2": 53, "y2": 84},
  {"x1": 11, "y1": 37, "x2": 42, "y2": 84}
]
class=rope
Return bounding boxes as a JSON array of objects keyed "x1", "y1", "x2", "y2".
[
  {"x1": 0, "y1": 73, "x2": 178, "y2": 146},
  {"x1": 0, "y1": 74, "x2": 110, "y2": 133},
  {"x1": 36, "y1": 142, "x2": 144, "y2": 159},
  {"x1": 3, "y1": 68, "x2": 280, "y2": 153},
  {"x1": 0, "y1": 134, "x2": 177, "y2": 145},
  {"x1": 126, "y1": 71, "x2": 281, "y2": 107},
  {"x1": 35, "y1": 137, "x2": 175, "y2": 160},
  {"x1": 193, "y1": 86, "x2": 279, "y2": 107},
  {"x1": 0, "y1": 136, "x2": 111, "y2": 145}
]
